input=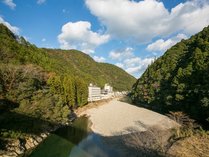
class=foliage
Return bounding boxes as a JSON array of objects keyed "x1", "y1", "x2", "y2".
[
  {"x1": 0, "y1": 23, "x2": 135, "y2": 92},
  {"x1": 131, "y1": 26, "x2": 209, "y2": 124},
  {"x1": 47, "y1": 75, "x2": 88, "y2": 108},
  {"x1": 0, "y1": 24, "x2": 135, "y2": 144},
  {"x1": 45, "y1": 49, "x2": 136, "y2": 91}
]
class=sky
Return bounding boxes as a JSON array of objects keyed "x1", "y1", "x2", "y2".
[{"x1": 0, "y1": 0, "x2": 209, "y2": 78}]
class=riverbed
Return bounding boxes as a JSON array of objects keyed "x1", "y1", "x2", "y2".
[{"x1": 27, "y1": 99, "x2": 179, "y2": 157}]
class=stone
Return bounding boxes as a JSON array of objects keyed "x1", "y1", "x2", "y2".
[
  {"x1": 36, "y1": 137, "x2": 42, "y2": 143},
  {"x1": 15, "y1": 147, "x2": 24, "y2": 155},
  {"x1": 2, "y1": 151, "x2": 18, "y2": 157},
  {"x1": 40, "y1": 133, "x2": 47, "y2": 138},
  {"x1": 10, "y1": 140, "x2": 20, "y2": 147},
  {"x1": 33, "y1": 140, "x2": 38, "y2": 146},
  {"x1": 25, "y1": 143, "x2": 31, "y2": 150},
  {"x1": 26, "y1": 138, "x2": 35, "y2": 148}
]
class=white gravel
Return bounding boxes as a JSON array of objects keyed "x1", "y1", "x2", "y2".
[{"x1": 81, "y1": 99, "x2": 179, "y2": 136}]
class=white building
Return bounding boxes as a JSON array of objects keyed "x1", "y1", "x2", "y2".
[
  {"x1": 101, "y1": 83, "x2": 114, "y2": 99},
  {"x1": 88, "y1": 83, "x2": 115, "y2": 102},
  {"x1": 104, "y1": 83, "x2": 113, "y2": 93},
  {"x1": 88, "y1": 83, "x2": 101, "y2": 102}
]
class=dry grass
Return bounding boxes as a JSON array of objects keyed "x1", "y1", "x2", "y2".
[
  {"x1": 168, "y1": 134, "x2": 209, "y2": 157},
  {"x1": 166, "y1": 111, "x2": 209, "y2": 157},
  {"x1": 120, "y1": 126, "x2": 173, "y2": 157},
  {"x1": 77, "y1": 102, "x2": 209, "y2": 157}
]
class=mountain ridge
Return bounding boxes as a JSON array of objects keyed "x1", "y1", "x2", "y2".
[{"x1": 0, "y1": 23, "x2": 136, "y2": 91}]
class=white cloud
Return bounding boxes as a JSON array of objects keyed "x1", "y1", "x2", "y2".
[
  {"x1": 115, "y1": 63, "x2": 124, "y2": 68},
  {"x1": 2, "y1": 0, "x2": 16, "y2": 9},
  {"x1": 146, "y1": 33, "x2": 188, "y2": 52},
  {"x1": 124, "y1": 57, "x2": 154, "y2": 76},
  {"x1": 109, "y1": 47, "x2": 134, "y2": 60},
  {"x1": 124, "y1": 57, "x2": 141, "y2": 68},
  {"x1": 85, "y1": 0, "x2": 209, "y2": 42},
  {"x1": 168, "y1": 0, "x2": 209, "y2": 35},
  {"x1": 58, "y1": 21, "x2": 110, "y2": 54},
  {"x1": 93, "y1": 56, "x2": 106, "y2": 62},
  {"x1": 110, "y1": 47, "x2": 154, "y2": 77},
  {"x1": 41, "y1": 38, "x2": 46, "y2": 42},
  {"x1": 115, "y1": 57, "x2": 154, "y2": 77},
  {"x1": 0, "y1": 17, "x2": 19, "y2": 34},
  {"x1": 37, "y1": 0, "x2": 46, "y2": 5},
  {"x1": 126, "y1": 66, "x2": 142, "y2": 75}
]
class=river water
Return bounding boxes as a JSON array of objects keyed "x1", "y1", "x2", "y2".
[{"x1": 28, "y1": 117, "x2": 126, "y2": 157}]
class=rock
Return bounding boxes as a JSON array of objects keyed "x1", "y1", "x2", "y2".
[
  {"x1": 36, "y1": 137, "x2": 42, "y2": 143},
  {"x1": 2, "y1": 131, "x2": 51, "y2": 157},
  {"x1": 10, "y1": 140, "x2": 20, "y2": 147},
  {"x1": 40, "y1": 133, "x2": 47, "y2": 138},
  {"x1": 27, "y1": 137, "x2": 35, "y2": 148},
  {"x1": 25, "y1": 143, "x2": 31, "y2": 150},
  {"x1": 2, "y1": 151, "x2": 18, "y2": 157},
  {"x1": 33, "y1": 139, "x2": 38, "y2": 146},
  {"x1": 15, "y1": 147, "x2": 24, "y2": 155},
  {"x1": 1, "y1": 132, "x2": 50, "y2": 157}
]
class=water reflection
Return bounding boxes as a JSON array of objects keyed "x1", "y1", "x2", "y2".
[
  {"x1": 69, "y1": 133, "x2": 121, "y2": 157},
  {"x1": 28, "y1": 116, "x2": 164, "y2": 157},
  {"x1": 28, "y1": 117, "x2": 89, "y2": 157}
]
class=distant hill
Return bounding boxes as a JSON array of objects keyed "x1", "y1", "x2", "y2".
[
  {"x1": 0, "y1": 24, "x2": 136, "y2": 91},
  {"x1": 131, "y1": 26, "x2": 209, "y2": 123},
  {"x1": 44, "y1": 48, "x2": 136, "y2": 91}
]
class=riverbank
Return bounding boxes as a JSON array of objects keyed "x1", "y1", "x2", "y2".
[
  {"x1": 16, "y1": 98, "x2": 209, "y2": 157},
  {"x1": 79, "y1": 98, "x2": 179, "y2": 136},
  {"x1": 75, "y1": 98, "x2": 114, "y2": 116},
  {"x1": 0, "y1": 98, "x2": 115, "y2": 157}
]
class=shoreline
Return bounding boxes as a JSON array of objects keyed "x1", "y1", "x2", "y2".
[{"x1": 1, "y1": 97, "x2": 178, "y2": 156}]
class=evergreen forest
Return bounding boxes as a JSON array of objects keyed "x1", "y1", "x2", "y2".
[{"x1": 131, "y1": 26, "x2": 209, "y2": 125}]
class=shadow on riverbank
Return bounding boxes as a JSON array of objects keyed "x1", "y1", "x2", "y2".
[
  {"x1": 27, "y1": 116, "x2": 89, "y2": 157},
  {"x1": 26, "y1": 114, "x2": 173, "y2": 157},
  {"x1": 0, "y1": 99, "x2": 61, "y2": 156}
]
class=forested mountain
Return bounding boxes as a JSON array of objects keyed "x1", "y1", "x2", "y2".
[
  {"x1": 0, "y1": 24, "x2": 135, "y2": 141},
  {"x1": 131, "y1": 26, "x2": 209, "y2": 124},
  {"x1": 45, "y1": 49, "x2": 136, "y2": 91}
]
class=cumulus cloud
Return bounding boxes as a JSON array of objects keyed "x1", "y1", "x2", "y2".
[
  {"x1": 115, "y1": 63, "x2": 124, "y2": 69},
  {"x1": 2, "y1": 0, "x2": 16, "y2": 9},
  {"x1": 93, "y1": 56, "x2": 106, "y2": 62},
  {"x1": 37, "y1": 0, "x2": 46, "y2": 5},
  {"x1": 111, "y1": 47, "x2": 154, "y2": 77},
  {"x1": 124, "y1": 57, "x2": 154, "y2": 76},
  {"x1": 0, "y1": 17, "x2": 19, "y2": 34},
  {"x1": 146, "y1": 33, "x2": 188, "y2": 52},
  {"x1": 109, "y1": 47, "x2": 134, "y2": 60},
  {"x1": 58, "y1": 21, "x2": 110, "y2": 54},
  {"x1": 85, "y1": 0, "x2": 209, "y2": 42}
]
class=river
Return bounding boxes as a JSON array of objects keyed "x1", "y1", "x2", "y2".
[
  {"x1": 26, "y1": 99, "x2": 179, "y2": 157},
  {"x1": 27, "y1": 116, "x2": 125, "y2": 157}
]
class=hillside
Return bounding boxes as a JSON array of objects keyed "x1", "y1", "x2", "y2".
[
  {"x1": 0, "y1": 23, "x2": 135, "y2": 154},
  {"x1": 0, "y1": 23, "x2": 135, "y2": 123},
  {"x1": 131, "y1": 26, "x2": 209, "y2": 124},
  {"x1": 45, "y1": 49, "x2": 136, "y2": 91},
  {"x1": 0, "y1": 24, "x2": 136, "y2": 91}
]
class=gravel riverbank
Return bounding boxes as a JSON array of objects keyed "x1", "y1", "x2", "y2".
[{"x1": 80, "y1": 99, "x2": 179, "y2": 136}]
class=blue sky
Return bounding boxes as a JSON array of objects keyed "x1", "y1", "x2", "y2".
[{"x1": 0, "y1": 0, "x2": 209, "y2": 78}]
